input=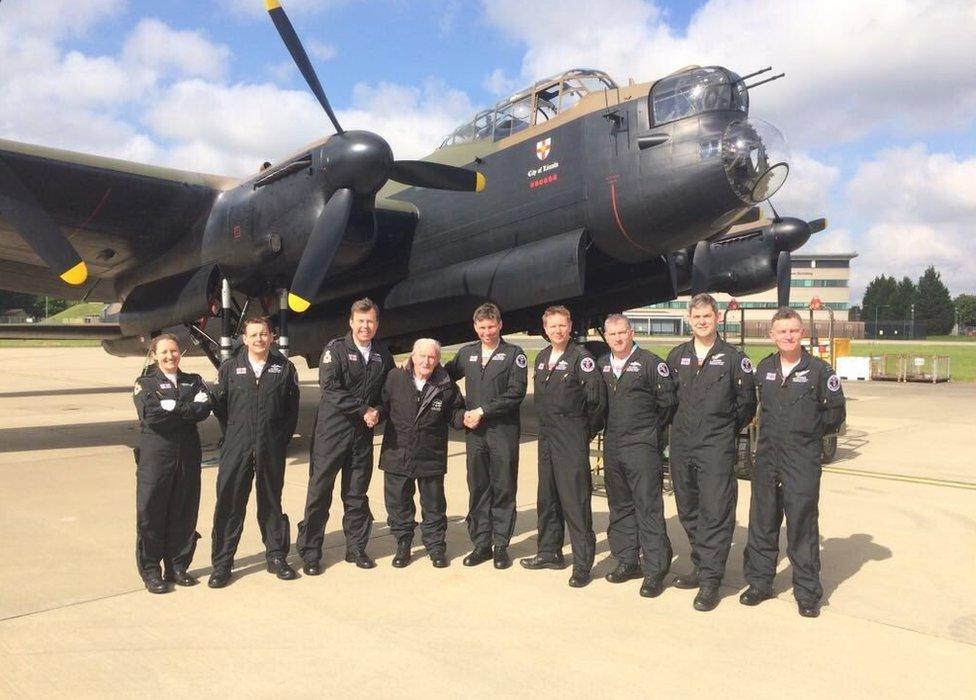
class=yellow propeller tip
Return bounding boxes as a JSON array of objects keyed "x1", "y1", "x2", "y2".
[
  {"x1": 265, "y1": 0, "x2": 281, "y2": 10},
  {"x1": 475, "y1": 172, "x2": 486, "y2": 192},
  {"x1": 288, "y1": 293, "x2": 311, "y2": 313},
  {"x1": 59, "y1": 261, "x2": 88, "y2": 286}
]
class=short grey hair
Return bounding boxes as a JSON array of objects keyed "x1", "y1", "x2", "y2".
[
  {"x1": 604, "y1": 313, "x2": 631, "y2": 330},
  {"x1": 412, "y1": 337, "x2": 441, "y2": 354}
]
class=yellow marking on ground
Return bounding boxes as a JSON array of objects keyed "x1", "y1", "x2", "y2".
[{"x1": 824, "y1": 465, "x2": 976, "y2": 490}]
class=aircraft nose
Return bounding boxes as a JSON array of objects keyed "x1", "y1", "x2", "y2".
[{"x1": 720, "y1": 118, "x2": 790, "y2": 204}]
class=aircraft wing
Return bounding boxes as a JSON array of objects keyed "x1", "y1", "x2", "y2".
[{"x1": 0, "y1": 139, "x2": 237, "y2": 301}]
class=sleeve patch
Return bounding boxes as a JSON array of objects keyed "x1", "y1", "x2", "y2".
[
  {"x1": 741, "y1": 357, "x2": 753, "y2": 373},
  {"x1": 657, "y1": 362, "x2": 670, "y2": 377},
  {"x1": 321, "y1": 350, "x2": 332, "y2": 364},
  {"x1": 827, "y1": 374, "x2": 841, "y2": 392},
  {"x1": 515, "y1": 354, "x2": 527, "y2": 369},
  {"x1": 580, "y1": 357, "x2": 595, "y2": 373},
  {"x1": 133, "y1": 383, "x2": 142, "y2": 396}
]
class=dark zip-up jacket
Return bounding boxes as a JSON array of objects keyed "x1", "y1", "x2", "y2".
[
  {"x1": 533, "y1": 344, "x2": 607, "y2": 441},
  {"x1": 598, "y1": 345, "x2": 676, "y2": 449},
  {"x1": 666, "y1": 337, "x2": 756, "y2": 458},
  {"x1": 378, "y1": 363, "x2": 466, "y2": 477},
  {"x1": 443, "y1": 338, "x2": 527, "y2": 432},
  {"x1": 212, "y1": 346, "x2": 300, "y2": 472},
  {"x1": 755, "y1": 349, "x2": 846, "y2": 467},
  {"x1": 133, "y1": 366, "x2": 211, "y2": 465}
]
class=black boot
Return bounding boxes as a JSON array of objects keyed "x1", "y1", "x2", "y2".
[
  {"x1": 693, "y1": 584, "x2": 721, "y2": 611},
  {"x1": 605, "y1": 561, "x2": 643, "y2": 583},
  {"x1": 391, "y1": 540, "x2": 412, "y2": 568},
  {"x1": 462, "y1": 545, "x2": 493, "y2": 567},
  {"x1": 267, "y1": 556, "x2": 298, "y2": 580},
  {"x1": 519, "y1": 552, "x2": 565, "y2": 570},
  {"x1": 145, "y1": 573, "x2": 168, "y2": 594},
  {"x1": 739, "y1": 586, "x2": 773, "y2": 606},
  {"x1": 639, "y1": 574, "x2": 666, "y2": 598},
  {"x1": 493, "y1": 545, "x2": 511, "y2": 570},
  {"x1": 672, "y1": 567, "x2": 701, "y2": 589}
]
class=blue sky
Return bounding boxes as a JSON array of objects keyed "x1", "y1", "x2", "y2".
[{"x1": 1, "y1": 0, "x2": 974, "y2": 300}]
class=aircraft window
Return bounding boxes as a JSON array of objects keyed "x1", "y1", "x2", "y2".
[
  {"x1": 536, "y1": 97, "x2": 558, "y2": 123},
  {"x1": 651, "y1": 67, "x2": 740, "y2": 126},
  {"x1": 493, "y1": 96, "x2": 532, "y2": 141}
]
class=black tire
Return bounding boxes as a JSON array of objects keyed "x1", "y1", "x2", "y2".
[{"x1": 821, "y1": 434, "x2": 838, "y2": 464}]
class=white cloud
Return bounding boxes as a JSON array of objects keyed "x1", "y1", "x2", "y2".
[
  {"x1": 216, "y1": 0, "x2": 351, "y2": 20},
  {"x1": 482, "y1": 68, "x2": 519, "y2": 97},
  {"x1": 481, "y1": 0, "x2": 976, "y2": 149},
  {"x1": 769, "y1": 152, "x2": 840, "y2": 219},
  {"x1": 122, "y1": 18, "x2": 232, "y2": 81}
]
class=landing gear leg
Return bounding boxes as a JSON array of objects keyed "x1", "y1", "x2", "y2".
[
  {"x1": 277, "y1": 288, "x2": 290, "y2": 358},
  {"x1": 220, "y1": 278, "x2": 233, "y2": 363}
]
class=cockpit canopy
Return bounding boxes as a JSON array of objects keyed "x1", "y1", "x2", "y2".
[
  {"x1": 649, "y1": 66, "x2": 748, "y2": 126},
  {"x1": 439, "y1": 69, "x2": 617, "y2": 148}
]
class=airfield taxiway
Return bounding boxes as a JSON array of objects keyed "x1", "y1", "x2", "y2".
[{"x1": 1, "y1": 347, "x2": 974, "y2": 697}]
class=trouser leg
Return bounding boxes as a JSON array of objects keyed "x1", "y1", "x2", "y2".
[
  {"x1": 782, "y1": 461, "x2": 823, "y2": 604},
  {"x1": 625, "y1": 447, "x2": 672, "y2": 577},
  {"x1": 164, "y1": 460, "x2": 202, "y2": 572},
  {"x1": 695, "y1": 453, "x2": 738, "y2": 585},
  {"x1": 297, "y1": 443, "x2": 346, "y2": 564},
  {"x1": 669, "y1": 454, "x2": 701, "y2": 569},
  {"x1": 743, "y1": 462, "x2": 784, "y2": 592},
  {"x1": 418, "y1": 475, "x2": 448, "y2": 553},
  {"x1": 211, "y1": 459, "x2": 254, "y2": 570},
  {"x1": 465, "y1": 437, "x2": 492, "y2": 548},
  {"x1": 488, "y1": 429, "x2": 519, "y2": 547},
  {"x1": 341, "y1": 435, "x2": 375, "y2": 553},
  {"x1": 553, "y1": 438, "x2": 595, "y2": 571},
  {"x1": 136, "y1": 458, "x2": 172, "y2": 580},
  {"x1": 604, "y1": 448, "x2": 638, "y2": 566},
  {"x1": 384, "y1": 472, "x2": 417, "y2": 543},
  {"x1": 255, "y1": 457, "x2": 290, "y2": 562},
  {"x1": 535, "y1": 436, "x2": 564, "y2": 556}
]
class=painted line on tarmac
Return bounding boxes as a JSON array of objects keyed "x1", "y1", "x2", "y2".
[{"x1": 823, "y1": 465, "x2": 976, "y2": 490}]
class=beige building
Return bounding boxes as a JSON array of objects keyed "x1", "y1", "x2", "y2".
[{"x1": 626, "y1": 253, "x2": 857, "y2": 335}]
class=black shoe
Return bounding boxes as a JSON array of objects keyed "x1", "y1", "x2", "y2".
[
  {"x1": 462, "y1": 546, "x2": 493, "y2": 567},
  {"x1": 519, "y1": 553, "x2": 565, "y2": 570},
  {"x1": 605, "y1": 561, "x2": 643, "y2": 584},
  {"x1": 164, "y1": 568, "x2": 198, "y2": 587},
  {"x1": 302, "y1": 562, "x2": 323, "y2": 576},
  {"x1": 267, "y1": 557, "x2": 298, "y2": 580},
  {"x1": 568, "y1": 568, "x2": 592, "y2": 588},
  {"x1": 493, "y1": 545, "x2": 511, "y2": 570},
  {"x1": 207, "y1": 568, "x2": 231, "y2": 589},
  {"x1": 798, "y1": 602, "x2": 820, "y2": 618},
  {"x1": 672, "y1": 567, "x2": 701, "y2": 589},
  {"x1": 739, "y1": 586, "x2": 773, "y2": 607},
  {"x1": 693, "y1": 584, "x2": 721, "y2": 611},
  {"x1": 145, "y1": 574, "x2": 168, "y2": 594},
  {"x1": 639, "y1": 574, "x2": 666, "y2": 598},
  {"x1": 391, "y1": 540, "x2": 412, "y2": 568},
  {"x1": 345, "y1": 550, "x2": 376, "y2": 569},
  {"x1": 430, "y1": 551, "x2": 449, "y2": 568}
]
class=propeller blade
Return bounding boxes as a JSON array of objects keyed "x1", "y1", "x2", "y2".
[
  {"x1": 265, "y1": 0, "x2": 344, "y2": 135},
  {"x1": 776, "y1": 250, "x2": 792, "y2": 308},
  {"x1": 808, "y1": 217, "x2": 827, "y2": 234},
  {"x1": 288, "y1": 188, "x2": 354, "y2": 312},
  {"x1": 0, "y1": 159, "x2": 87, "y2": 285},
  {"x1": 390, "y1": 160, "x2": 486, "y2": 192}
]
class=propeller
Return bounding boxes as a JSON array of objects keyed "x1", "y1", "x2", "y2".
[
  {"x1": 265, "y1": 0, "x2": 486, "y2": 311},
  {"x1": 0, "y1": 158, "x2": 87, "y2": 286},
  {"x1": 776, "y1": 250, "x2": 792, "y2": 308}
]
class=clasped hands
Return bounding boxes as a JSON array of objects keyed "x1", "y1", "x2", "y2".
[
  {"x1": 462, "y1": 409, "x2": 483, "y2": 430},
  {"x1": 363, "y1": 407, "x2": 380, "y2": 428}
]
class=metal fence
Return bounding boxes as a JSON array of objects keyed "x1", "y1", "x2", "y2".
[{"x1": 870, "y1": 354, "x2": 951, "y2": 382}]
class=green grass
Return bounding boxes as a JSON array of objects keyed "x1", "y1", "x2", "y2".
[
  {"x1": 926, "y1": 335, "x2": 976, "y2": 342},
  {"x1": 0, "y1": 339, "x2": 102, "y2": 347},
  {"x1": 44, "y1": 302, "x2": 105, "y2": 321}
]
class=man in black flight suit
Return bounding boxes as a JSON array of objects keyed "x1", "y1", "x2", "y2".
[
  {"x1": 598, "y1": 314, "x2": 676, "y2": 598},
  {"x1": 379, "y1": 338, "x2": 466, "y2": 568},
  {"x1": 741, "y1": 308, "x2": 846, "y2": 618},
  {"x1": 444, "y1": 302, "x2": 527, "y2": 570},
  {"x1": 520, "y1": 306, "x2": 607, "y2": 588},
  {"x1": 666, "y1": 293, "x2": 756, "y2": 611},
  {"x1": 209, "y1": 316, "x2": 300, "y2": 588},
  {"x1": 297, "y1": 298, "x2": 394, "y2": 573}
]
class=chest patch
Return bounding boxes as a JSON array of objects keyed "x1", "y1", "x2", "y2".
[
  {"x1": 792, "y1": 375, "x2": 808, "y2": 383},
  {"x1": 348, "y1": 353, "x2": 358, "y2": 362},
  {"x1": 765, "y1": 372, "x2": 777, "y2": 381},
  {"x1": 268, "y1": 364, "x2": 283, "y2": 374},
  {"x1": 431, "y1": 399, "x2": 443, "y2": 411},
  {"x1": 555, "y1": 360, "x2": 568, "y2": 371},
  {"x1": 626, "y1": 364, "x2": 641, "y2": 373},
  {"x1": 469, "y1": 355, "x2": 479, "y2": 362},
  {"x1": 680, "y1": 357, "x2": 691, "y2": 366},
  {"x1": 537, "y1": 362, "x2": 545, "y2": 370},
  {"x1": 602, "y1": 365, "x2": 612, "y2": 373},
  {"x1": 709, "y1": 358, "x2": 725, "y2": 367},
  {"x1": 491, "y1": 353, "x2": 506, "y2": 362},
  {"x1": 159, "y1": 382, "x2": 173, "y2": 389},
  {"x1": 236, "y1": 367, "x2": 247, "y2": 375}
]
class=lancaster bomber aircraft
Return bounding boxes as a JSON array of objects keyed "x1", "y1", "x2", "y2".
[{"x1": 0, "y1": 0, "x2": 825, "y2": 367}]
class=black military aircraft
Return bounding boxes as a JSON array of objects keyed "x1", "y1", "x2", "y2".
[{"x1": 0, "y1": 0, "x2": 824, "y2": 367}]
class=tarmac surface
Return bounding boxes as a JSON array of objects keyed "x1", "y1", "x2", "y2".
[{"x1": 1, "y1": 347, "x2": 974, "y2": 698}]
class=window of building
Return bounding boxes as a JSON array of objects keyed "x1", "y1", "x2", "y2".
[{"x1": 814, "y1": 259, "x2": 850, "y2": 268}]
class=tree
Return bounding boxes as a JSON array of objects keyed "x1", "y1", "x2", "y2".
[
  {"x1": 891, "y1": 276, "x2": 917, "y2": 320},
  {"x1": 0, "y1": 291, "x2": 70, "y2": 319},
  {"x1": 915, "y1": 266, "x2": 954, "y2": 335},
  {"x1": 955, "y1": 294, "x2": 976, "y2": 329},
  {"x1": 861, "y1": 274, "x2": 898, "y2": 324}
]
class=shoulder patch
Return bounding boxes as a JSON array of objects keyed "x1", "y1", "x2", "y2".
[
  {"x1": 133, "y1": 382, "x2": 142, "y2": 396},
  {"x1": 515, "y1": 354, "x2": 527, "y2": 369},
  {"x1": 322, "y1": 349, "x2": 332, "y2": 364},
  {"x1": 741, "y1": 357, "x2": 753, "y2": 373},
  {"x1": 580, "y1": 356, "x2": 595, "y2": 373},
  {"x1": 657, "y1": 362, "x2": 670, "y2": 377},
  {"x1": 827, "y1": 374, "x2": 841, "y2": 392}
]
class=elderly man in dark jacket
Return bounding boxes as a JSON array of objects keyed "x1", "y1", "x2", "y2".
[{"x1": 379, "y1": 338, "x2": 465, "y2": 568}]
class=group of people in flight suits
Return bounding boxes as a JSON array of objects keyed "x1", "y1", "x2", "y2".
[{"x1": 132, "y1": 293, "x2": 845, "y2": 618}]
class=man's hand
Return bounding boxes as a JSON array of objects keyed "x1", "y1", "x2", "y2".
[
  {"x1": 463, "y1": 409, "x2": 483, "y2": 430},
  {"x1": 364, "y1": 407, "x2": 380, "y2": 428}
]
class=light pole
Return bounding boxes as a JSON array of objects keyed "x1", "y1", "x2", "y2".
[
  {"x1": 910, "y1": 303, "x2": 915, "y2": 339},
  {"x1": 874, "y1": 304, "x2": 889, "y2": 340}
]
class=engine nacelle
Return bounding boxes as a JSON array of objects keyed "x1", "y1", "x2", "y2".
[{"x1": 118, "y1": 265, "x2": 218, "y2": 336}]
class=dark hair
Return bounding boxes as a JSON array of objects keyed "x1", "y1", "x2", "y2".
[
  {"x1": 473, "y1": 302, "x2": 502, "y2": 323},
  {"x1": 350, "y1": 297, "x2": 379, "y2": 319},
  {"x1": 771, "y1": 307, "x2": 803, "y2": 324},
  {"x1": 688, "y1": 293, "x2": 719, "y2": 315},
  {"x1": 150, "y1": 333, "x2": 180, "y2": 354},
  {"x1": 542, "y1": 305, "x2": 572, "y2": 322},
  {"x1": 242, "y1": 316, "x2": 272, "y2": 333}
]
